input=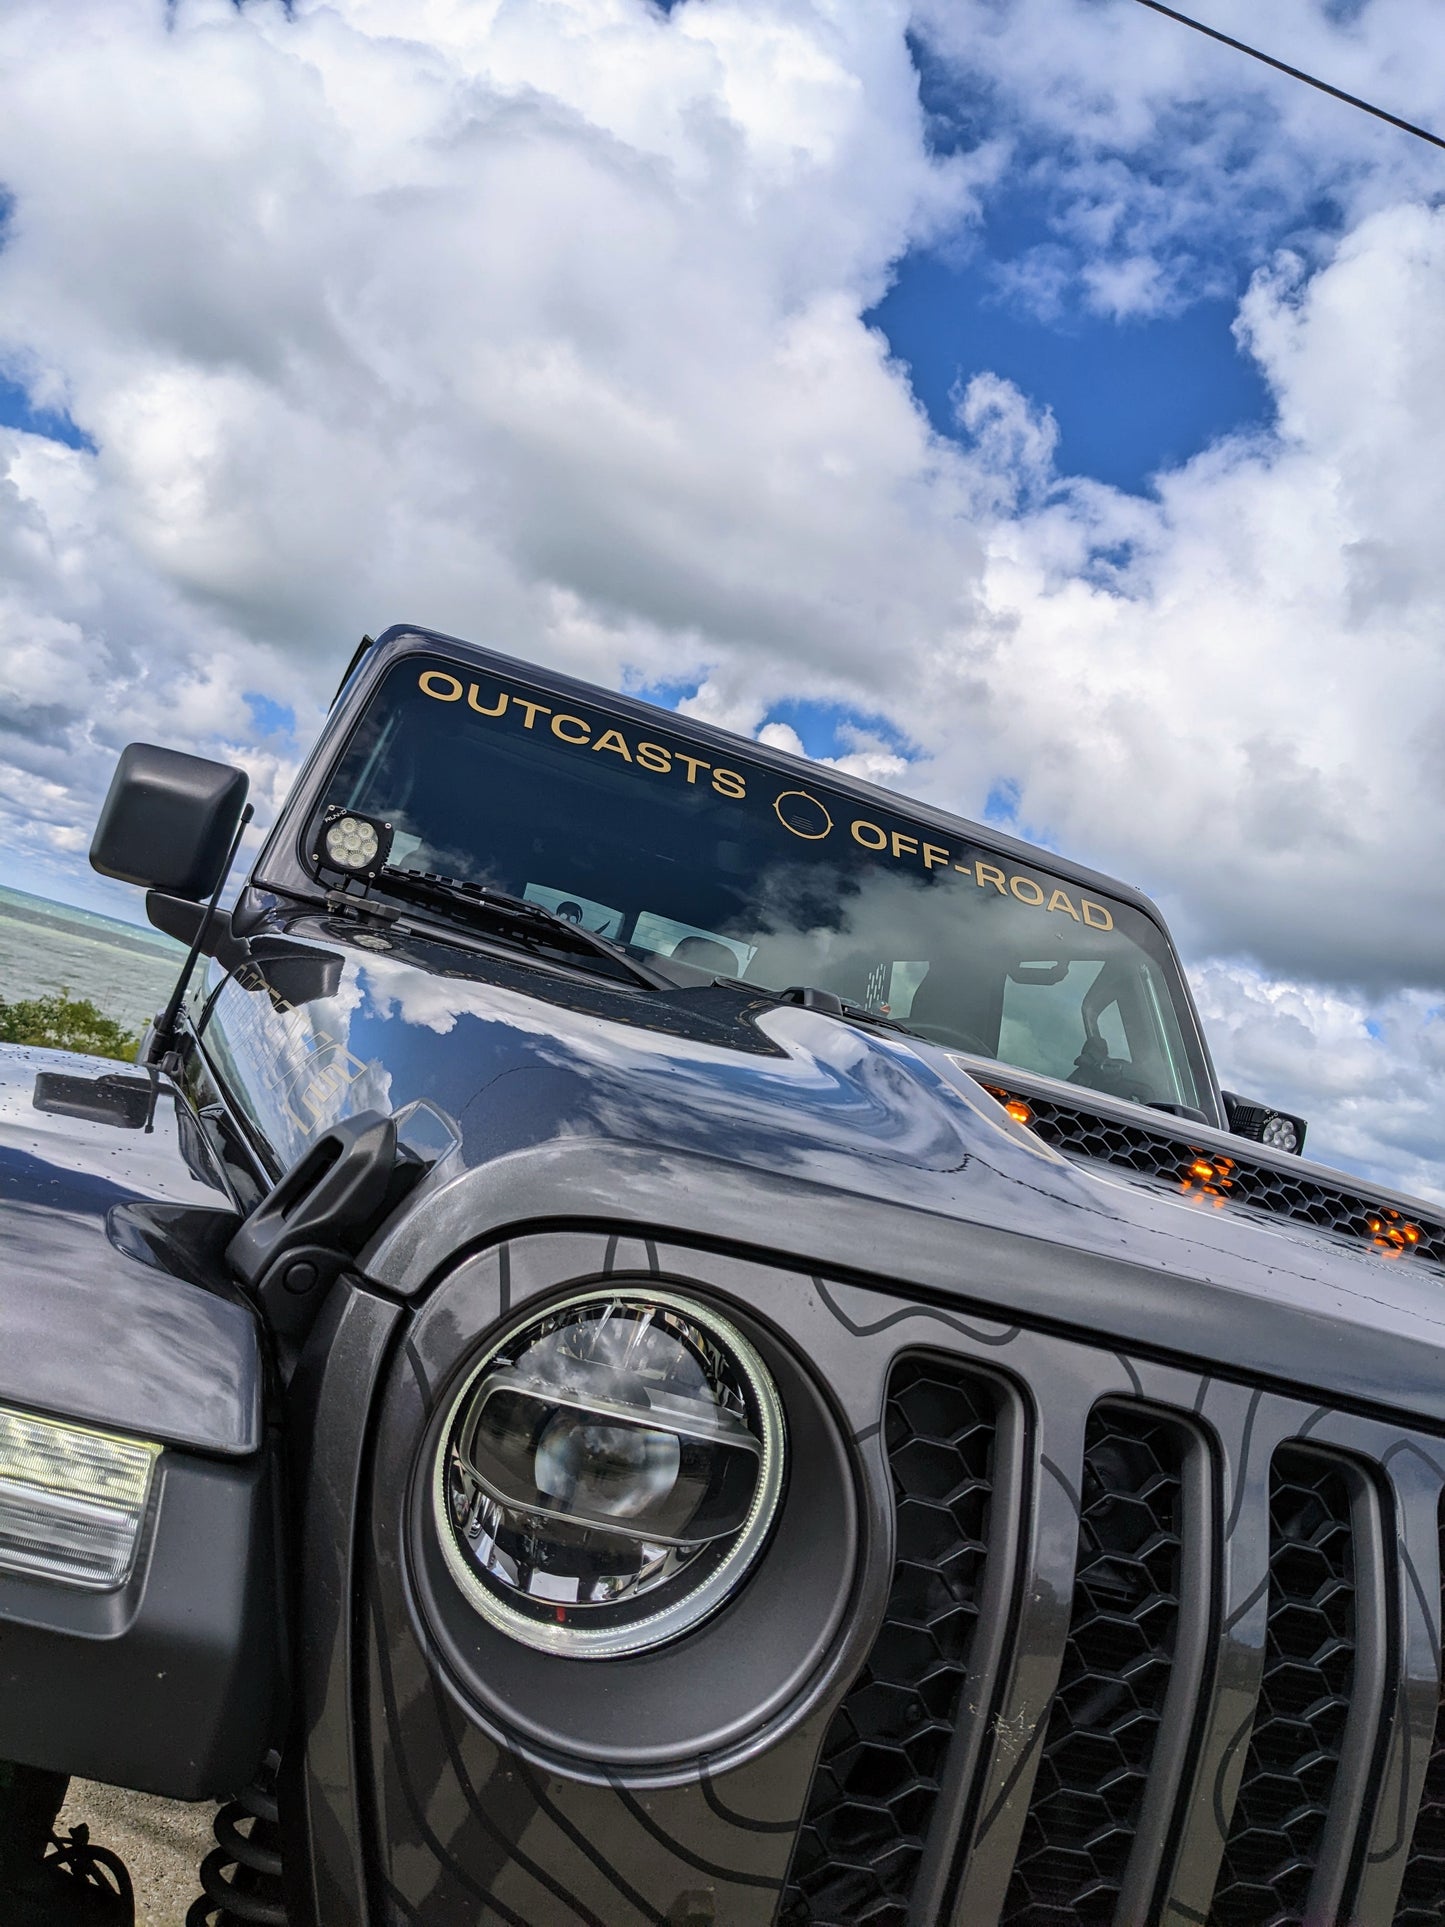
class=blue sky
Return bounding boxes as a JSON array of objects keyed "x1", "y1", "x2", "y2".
[
  {"x1": 0, "y1": 374, "x2": 92, "y2": 449},
  {"x1": 873, "y1": 21, "x2": 1279, "y2": 495},
  {"x1": 873, "y1": 250, "x2": 1271, "y2": 495}
]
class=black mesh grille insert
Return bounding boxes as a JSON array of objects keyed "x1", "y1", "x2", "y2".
[
  {"x1": 1211, "y1": 1447, "x2": 1357, "y2": 1927},
  {"x1": 979, "y1": 1081, "x2": 1445, "y2": 1275},
  {"x1": 1393, "y1": 1493, "x2": 1445, "y2": 1926},
  {"x1": 779, "y1": 1359, "x2": 998, "y2": 1927},
  {"x1": 1001, "y1": 1405, "x2": 1185, "y2": 1926}
]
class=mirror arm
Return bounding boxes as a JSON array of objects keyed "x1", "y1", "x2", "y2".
[
  {"x1": 145, "y1": 804, "x2": 254, "y2": 1068},
  {"x1": 147, "y1": 892, "x2": 251, "y2": 974}
]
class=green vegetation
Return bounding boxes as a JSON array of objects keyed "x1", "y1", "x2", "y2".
[{"x1": 0, "y1": 990, "x2": 139, "y2": 1063}]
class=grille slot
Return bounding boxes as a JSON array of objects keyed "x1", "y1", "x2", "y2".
[
  {"x1": 1211, "y1": 1446, "x2": 1358, "y2": 1927},
  {"x1": 779, "y1": 1359, "x2": 998, "y2": 1927},
  {"x1": 979, "y1": 1080, "x2": 1445, "y2": 1275},
  {"x1": 1393, "y1": 1494, "x2": 1445, "y2": 1925},
  {"x1": 1001, "y1": 1405, "x2": 1186, "y2": 1926}
]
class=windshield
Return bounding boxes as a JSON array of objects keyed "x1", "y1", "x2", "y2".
[{"x1": 313, "y1": 656, "x2": 1213, "y2": 1116}]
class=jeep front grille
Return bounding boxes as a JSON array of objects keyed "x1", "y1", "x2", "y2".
[
  {"x1": 1001, "y1": 1407, "x2": 1186, "y2": 1925},
  {"x1": 781, "y1": 1310, "x2": 1445, "y2": 1927},
  {"x1": 1393, "y1": 1492, "x2": 1445, "y2": 1925},
  {"x1": 1210, "y1": 1448, "x2": 1359, "y2": 1925},
  {"x1": 779, "y1": 1361, "x2": 999, "y2": 1926}
]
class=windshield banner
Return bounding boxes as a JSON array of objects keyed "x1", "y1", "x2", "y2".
[{"x1": 417, "y1": 666, "x2": 1115, "y2": 930}]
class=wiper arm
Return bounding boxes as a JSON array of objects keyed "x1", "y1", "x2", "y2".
[{"x1": 365, "y1": 868, "x2": 664, "y2": 989}]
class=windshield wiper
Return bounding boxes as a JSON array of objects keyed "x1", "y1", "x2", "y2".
[{"x1": 358, "y1": 868, "x2": 664, "y2": 989}]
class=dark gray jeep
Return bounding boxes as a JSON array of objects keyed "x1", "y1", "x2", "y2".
[{"x1": 2, "y1": 622, "x2": 1444, "y2": 1927}]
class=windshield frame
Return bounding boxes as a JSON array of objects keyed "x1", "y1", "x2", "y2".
[{"x1": 249, "y1": 626, "x2": 1225, "y2": 1126}]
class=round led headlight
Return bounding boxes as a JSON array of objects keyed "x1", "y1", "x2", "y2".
[
  {"x1": 1261, "y1": 1113, "x2": 1299, "y2": 1154},
  {"x1": 433, "y1": 1290, "x2": 785, "y2": 1658}
]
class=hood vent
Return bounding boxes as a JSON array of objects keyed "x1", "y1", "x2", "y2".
[{"x1": 979, "y1": 1081, "x2": 1445, "y2": 1278}]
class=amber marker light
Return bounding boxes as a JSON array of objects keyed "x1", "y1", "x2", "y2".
[
  {"x1": 984, "y1": 1085, "x2": 1034, "y2": 1128},
  {"x1": 1181, "y1": 1154, "x2": 1235, "y2": 1208},
  {"x1": 1367, "y1": 1210, "x2": 1422, "y2": 1258}
]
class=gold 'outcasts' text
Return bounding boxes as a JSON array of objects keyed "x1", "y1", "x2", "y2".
[{"x1": 418, "y1": 668, "x2": 746, "y2": 799}]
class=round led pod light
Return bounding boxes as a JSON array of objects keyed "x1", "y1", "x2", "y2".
[
  {"x1": 433, "y1": 1290, "x2": 785, "y2": 1657},
  {"x1": 315, "y1": 803, "x2": 393, "y2": 879},
  {"x1": 1261, "y1": 1113, "x2": 1299, "y2": 1154}
]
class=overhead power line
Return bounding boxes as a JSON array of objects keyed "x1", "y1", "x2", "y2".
[{"x1": 1130, "y1": 0, "x2": 1445, "y2": 154}]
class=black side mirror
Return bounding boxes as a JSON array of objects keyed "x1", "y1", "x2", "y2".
[
  {"x1": 1222, "y1": 1089, "x2": 1308, "y2": 1156},
  {"x1": 32, "y1": 1070, "x2": 156, "y2": 1131},
  {"x1": 90, "y1": 743, "x2": 249, "y2": 901}
]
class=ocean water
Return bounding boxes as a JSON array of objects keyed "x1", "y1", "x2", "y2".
[{"x1": 0, "y1": 883, "x2": 187, "y2": 1033}]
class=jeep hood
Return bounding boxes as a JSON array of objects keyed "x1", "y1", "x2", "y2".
[{"x1": 206, "y1": 909, "x2": 1445, "y2": 1426}]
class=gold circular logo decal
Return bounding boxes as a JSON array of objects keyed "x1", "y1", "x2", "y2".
[{"x1": 773, "y1": 789, "x2": 833, "y2": 840}]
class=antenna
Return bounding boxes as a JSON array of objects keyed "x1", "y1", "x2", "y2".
[{"x1": 146, "y1": 802, "x2": 255, "y2": 1069}]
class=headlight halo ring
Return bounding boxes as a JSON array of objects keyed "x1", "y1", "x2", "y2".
[{"x1": 431, "y1": 1284, "x2": 786, "y2": 1659}]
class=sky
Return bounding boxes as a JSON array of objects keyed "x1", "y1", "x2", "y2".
[{"x1": 2, "y1": 0, "x2": 1445, "y2": 1199}]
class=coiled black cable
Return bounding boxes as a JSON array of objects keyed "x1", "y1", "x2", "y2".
[{"x1": 186, "y1": 1751, "x2": 288, "y2": 1927}]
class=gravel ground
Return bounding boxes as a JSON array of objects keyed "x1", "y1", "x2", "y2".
[{"x1": 58, "y1": 1782, "x2": 217, "y2": 1927}]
